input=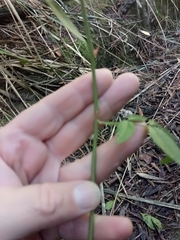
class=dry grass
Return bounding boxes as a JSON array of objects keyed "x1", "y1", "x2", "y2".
[{"x1": 0, "y1": 0, "x2": 175, "y2": 122}]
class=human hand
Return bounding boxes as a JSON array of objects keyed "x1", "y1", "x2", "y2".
[{"x1": 0, "y1": 69, "x2": 147, "y2": 240}]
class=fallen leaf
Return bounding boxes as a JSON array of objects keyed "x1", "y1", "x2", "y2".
[
  {"x1": 113, "y1": 68, "x2": 121, "y2": 74},
  {"x1": 139, "y1": 29, "x2": 151, "y2": 36},
  {"x1": 93, "y1": 46, "x2": 99, "y2": 58},
  {"x1": 136, "y1": 172, "x2": 165, "y2": 181},
  {"x1": 138, "y1": 106, "x2": 143, "y2": 116},
  {"x1": 53, "y1": 44, "x2": 62, "y2": 57},
  {"x1": 139, "y1": 153, "x2": 152, "y2": 164},
  {"x1": 151, "y1": 162, "x2": 161, "y2": 173}
]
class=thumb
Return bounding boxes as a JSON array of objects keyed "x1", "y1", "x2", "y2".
[{"x1": 0, "y1": 181, "x2": 100, "y2": 240}]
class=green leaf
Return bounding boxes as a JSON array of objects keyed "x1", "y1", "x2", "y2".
[
  {"x1": 148, "y1": 119, "x2": 162, "y2": 127},
  {"x1": 148, "y1": 125, "x2": 180, "y2": 164},
  {"x1": 128, "y1": 114, "x2": 147, "y2": 122},
  {"x1": 141, "y1": 213, "x2": 163, "y2": 230},
  {"x1": 46, "y1": 0, "x2": 85, "y2": 42},
  {"x1": 161, "y1": 156, "x2": 174, "y2": 165},
  {"x1": 19, "y1": 58, "x2": 28, "y2": 67},
  {"x1": 116, "y1": 120, "x2": 135, "y2": 144},
  {"x1": 105, "y1": 200, "x2": 114, "y2": 210}
]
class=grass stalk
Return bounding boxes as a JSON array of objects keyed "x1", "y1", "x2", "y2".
[{"x1": 79, "y1": 0, "x2": 99, "y2": 239}]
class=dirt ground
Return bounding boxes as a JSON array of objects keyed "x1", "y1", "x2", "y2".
[
  {"x1": 99, "y1": 34, "x2": 180, "y2": 240},
  {"x1": 68, "y1": 20, "x2": 180, "y2": 240}
]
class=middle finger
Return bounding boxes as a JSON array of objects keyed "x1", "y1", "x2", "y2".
[
  {"x1": 59, "y1": 123, "x2": 147, "y2": 183},
  {"x1": 46, "y1": 73, "x2": 139, "y2": 159}
]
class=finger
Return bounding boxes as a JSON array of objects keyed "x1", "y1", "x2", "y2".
[
  {"x1": 59, "y1": 214, "x2": 133, "y2": 240},
  {"x1": 0, "y1": 181, "x2": 100, "y2": 239},
  {"x1": 21, "y1": 233, "x2": 42, "y2": 240},
  {"x1": 0, "y1": 157, "x2": 22, "y2": 187},
  {"x1": 47, "y1": 73, "x2": 139, "y2": 158},
  {"x1": 59, "y1": 123, "x2": 147, "y2": 183},
  {"x1": 9, "y1": 69, "x2": 113, "y2": 140}
]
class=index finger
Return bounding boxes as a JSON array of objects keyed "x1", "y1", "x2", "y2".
[{"x1": 8, "y1": 69, "x2": 113, "y2": 140}]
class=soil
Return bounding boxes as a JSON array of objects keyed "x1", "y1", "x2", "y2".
[
  {"x1": 68, "y1": 5, "x2": 180, "y2": 240},
  {"x1": 99, "y1": 29, "x2": 180, "y2": 240}
]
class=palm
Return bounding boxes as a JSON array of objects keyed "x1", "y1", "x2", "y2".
[{"x1": 0, "y1": 70, "x2": 146, "y2": 240}]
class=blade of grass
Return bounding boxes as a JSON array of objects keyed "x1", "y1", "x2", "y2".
[
  {"x1": 79, "y1": 1, "x2": 99, "y2": 239},
  {"x1": 46, "y1": 0, "x2": 99, "y2": 238},
  {"x1": 5, "y1": 0, "x2": 42, "y2": 61},
  {"x1": 46, "y1": 0, "x2": 85, "y2": 42}
]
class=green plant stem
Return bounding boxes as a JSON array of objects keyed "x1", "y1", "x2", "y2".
[
  {"x1": 98, "y1": 120, "x2": 118, "y2": 126},
  {"x1": 88, "y1": 113, "x2": 99, "y2": 240},
  {"x1": 79, "y1": 1, "x2": 99, "y2": 240}
]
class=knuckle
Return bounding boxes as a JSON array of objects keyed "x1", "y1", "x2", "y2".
[
  {"x1": 1, "y1": 129, "x2": 27, "y2": 163},
  {"x1": 34, "y1": 183, "x2": 62, "y2": 216}
]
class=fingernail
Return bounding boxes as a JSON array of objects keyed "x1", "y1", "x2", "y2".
[{"x1": 73, "y1": 182, "x2": 100, "y2": 210}]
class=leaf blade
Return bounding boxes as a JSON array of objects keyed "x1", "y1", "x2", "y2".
[
  {"x1": 128, "y1": 114, "x2": 147, "y2": 122},
  {"x1": 148, "y1": 125, "x2": 180, "y2": 164},
  {"x1": 116, "y1": 120, "x2": 135, "y2": 144},
  {"x1": 160, "y1": 156, "x2": 174, "y2": 165},
  {"x1": 141, "y1": 213, "x2": 163, "y2": 230},
  {"x1": 46, "y1": 0, "x2": 85, "y2": 42},
  {"x1": 105, "y1": 200, "x2": 114, "y2": 210}
]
